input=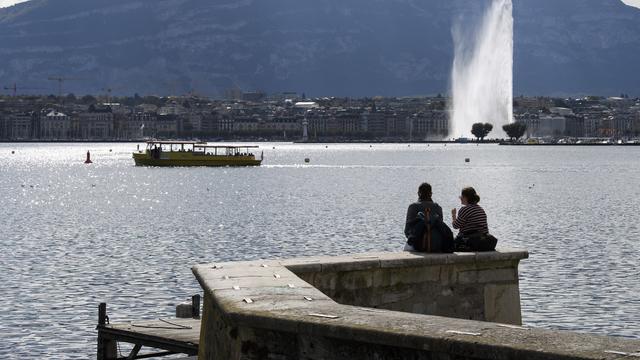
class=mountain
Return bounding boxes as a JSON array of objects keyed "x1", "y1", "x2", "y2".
[{"x1": 0, "y1": 0, "x2": 639, "y2": 97}]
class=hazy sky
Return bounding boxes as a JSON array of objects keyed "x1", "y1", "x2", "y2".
[{"x1": 1, "y1": 0, "x2": 640, "y2": 8}]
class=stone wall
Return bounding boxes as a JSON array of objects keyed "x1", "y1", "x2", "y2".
[
  {"x1": 193, "y1": 250, "x2": 640, "y2": 360},
  {"x1": 288, "y1": 251, "x2": 523, "y2": 324}
]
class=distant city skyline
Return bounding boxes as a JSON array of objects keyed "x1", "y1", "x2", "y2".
[{"x1": 2, "y1": 0, "x2": 640, "y2": 8}]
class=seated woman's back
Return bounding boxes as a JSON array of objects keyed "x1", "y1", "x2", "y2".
[
  {"x1": 453, "y1": 203, "x2": 488, "y2": 235},
  {"x1": 452, "y1": 187, "x2": 489, "y2": 236}
]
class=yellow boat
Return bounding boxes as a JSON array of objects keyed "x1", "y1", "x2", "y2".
[{"x1": 132, "y1": 141, "x2": 263, "y2": 167}]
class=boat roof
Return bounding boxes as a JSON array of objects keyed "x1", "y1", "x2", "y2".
[
  {"x1": 146, "y1": 140, "x2": 259, "y2": 148},
  {"x1": 146, "y1": 140, "x2": 200, "y2": 145}
]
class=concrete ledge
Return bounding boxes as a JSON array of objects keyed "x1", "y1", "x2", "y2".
[{"x1": 193, "y1": 249, "x2": 640, "y2": 360}]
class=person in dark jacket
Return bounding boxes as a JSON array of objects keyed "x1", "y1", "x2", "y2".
[{"x1": 404, "y1": 183, "x2": 443, "y2": 251}]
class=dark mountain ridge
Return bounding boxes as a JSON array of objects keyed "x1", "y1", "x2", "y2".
[{"x1": 0, "y1": 0, "x2": 639, "y2": 97}]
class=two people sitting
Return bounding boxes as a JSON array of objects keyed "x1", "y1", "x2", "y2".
[{"x1": 404, "y1": 183, "x2": 497, "y2": 253}]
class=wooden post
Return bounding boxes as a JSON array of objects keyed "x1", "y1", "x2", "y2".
[
  {"x1": 192, "y1": 295, "x2": 201, "y2": 319},
  {"x1": 98, "y1": 303, "x2": 107, "y2": 326},
  {"x1": 97, "y1": 303, "x2": 117, "y2": 360}
]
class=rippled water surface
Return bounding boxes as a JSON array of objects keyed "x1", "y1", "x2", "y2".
[{"x1": 0, "y1": 142, "x2": 639, "y2": 358}]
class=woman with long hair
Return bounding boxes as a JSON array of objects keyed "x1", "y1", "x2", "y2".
[
  {"x1": 451, "y1": 187, "x2": 488, "y2": 236},
  {"x1": 451, "y1": 187, "x2": 496, "y2": 251}
]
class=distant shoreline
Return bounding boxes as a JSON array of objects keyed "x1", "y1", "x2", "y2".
[
  {"x1": 0, "y1": 139, "x2": 493, "y2": 144},
  {"x1": 499, "y1": 142, "x2": 640, "y2": 146},
  {"x1": 1, "y1": 140, "x2": 639, "y2": 146}
]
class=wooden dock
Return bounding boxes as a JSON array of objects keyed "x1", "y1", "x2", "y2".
[{"x1": 97, "y1": 301, "x2": 200, "y2": 360}]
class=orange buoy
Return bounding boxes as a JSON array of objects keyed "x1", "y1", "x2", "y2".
[{"x1": 84, "y1": 151, "x2": 93, "y2": 164}]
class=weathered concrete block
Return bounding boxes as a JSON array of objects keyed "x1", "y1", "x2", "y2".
[
  {"x1": 484, "y1": 283, "x2": 523, "y2": 325},
  {"x1": 295, "y1": 272, "x2": 315, "y2": 285},
  {"x1": 195, "y1": 250, "x2": 623, "y2": 360},
  {"x1": 313, "y1": 272, "x2": 337, "y2": 294},
  {"x1": 372, "y1": 266, "x2": 441, "y2": 288},
  {"x1": 380, "y1": 287, "x2": 416, "y2": 305},
  {"x1": 457, "y1": 268, "x2": 518, "y2": 284}
]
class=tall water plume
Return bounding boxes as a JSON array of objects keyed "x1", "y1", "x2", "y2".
[{"x1": 450, "y1": 0, "x2": 513, "y2": 138}]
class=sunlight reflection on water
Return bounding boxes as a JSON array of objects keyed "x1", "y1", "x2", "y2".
[{"x1": 0, "y1": 142, "x2": 639, "y2": 358}]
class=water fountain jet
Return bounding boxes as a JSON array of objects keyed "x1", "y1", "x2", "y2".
[{"x1": 450, "y1": 0, "x2": 513, "y2": 139}]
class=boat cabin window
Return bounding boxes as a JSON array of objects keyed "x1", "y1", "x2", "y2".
[{"x1": 145, "y1": 143, "x2": 258, "y2": 157}]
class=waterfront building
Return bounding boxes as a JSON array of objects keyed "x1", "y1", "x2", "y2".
[
  {"x1": 155, "y1": 114, "x2": 179, "y2": 138},
  {"x1": 75, "y1": 107, "x2": 114, "y2": 140},
  {"x1": 305, "y1": 110, "x2": 329, "y2": 139},
  {"x1": 233, "y1": 116, "x2": 260, "y2": 133},
  {"x1": 216, "y1": 113, "x2": 234, "y2": 134},
  {"x1": 361, "y1": 111, "x2": 386, "y2": 137},
  {"x1": 564, "y1": 115, "x2": 585, "y2": 138},
  {"x1": 114, "y1": 112, "x2": 153, "y2": 140},
  {"x1": 519, "y1": 113, "x2": 565, "y2": 138},
  {"x1": 598, "y1": 116, "x2": 615, "y2": 138},
  {"x1": 515, "y1": 113, "x2": 538, "y2": 138},
  {"x1": 8, "y1": 112, "x2": 35, "y2": 140},
  {"x1": 329, "y1": 109, "x2": 363, "y2": 136},
  {"x1": 408, "y1": 110, "x2": 449, "y2": 140},
  {"x1": 579, "y1": 106, "x2": 611, "y2": 138},
  {"x1": 40, "y1": 110, "x2": 71, "y2": 140},
  {"x1": 199, "y1": 112, "x2": 219, "y2": 135},
  {"x1": 185, "y1": 113, "x2": 203, "y2": 133},
  {"x1": 387, "y1": 111, "x2": 410, "y2": 138},
  {"x1": 269, "y1": 116, "x2": 300, "y2": 134},
  {"x1": 0, "y1": 94, "x2": 637, "y2": 141}
]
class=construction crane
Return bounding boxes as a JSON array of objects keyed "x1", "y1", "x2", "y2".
[
  {"x1": 48, "y1": 76, "x2": 83, "y2": 97},
  {"x1": 3, "y1": 83, "x2": 46, "y2": 97}
]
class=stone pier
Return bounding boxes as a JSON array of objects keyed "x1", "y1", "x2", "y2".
[{"x1": 192, "y1": 249, "x2": 640, "y2": 359}]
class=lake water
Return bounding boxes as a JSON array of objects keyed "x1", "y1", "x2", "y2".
[{"x1": 0, "y1": 142, "x2": 639, "y2": 359}]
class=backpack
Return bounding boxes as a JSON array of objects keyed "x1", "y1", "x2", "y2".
[
  {"x1": 408, "y1": 209, "x2": 454, "y2": 253},
  {"x1": 455, "y1": 233, "x2": 498, "y2": 252}
]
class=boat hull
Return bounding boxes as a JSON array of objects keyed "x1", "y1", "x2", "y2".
[{"x1": 132, "y1": 153, "x2": 262, "y2": 167}]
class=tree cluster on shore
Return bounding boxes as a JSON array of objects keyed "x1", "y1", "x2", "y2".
[{"x1": 470, "y1": 122, "x2": 527, "y2": 142}]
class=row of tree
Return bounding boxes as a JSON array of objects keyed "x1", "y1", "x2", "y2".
[{"x1": 470, "y1": 122, "x2": 527, "y2": 141}]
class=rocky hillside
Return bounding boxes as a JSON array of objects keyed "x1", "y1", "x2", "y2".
[{"x1": 0, "y1": 0, "x2": 639, "y2": 96}]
